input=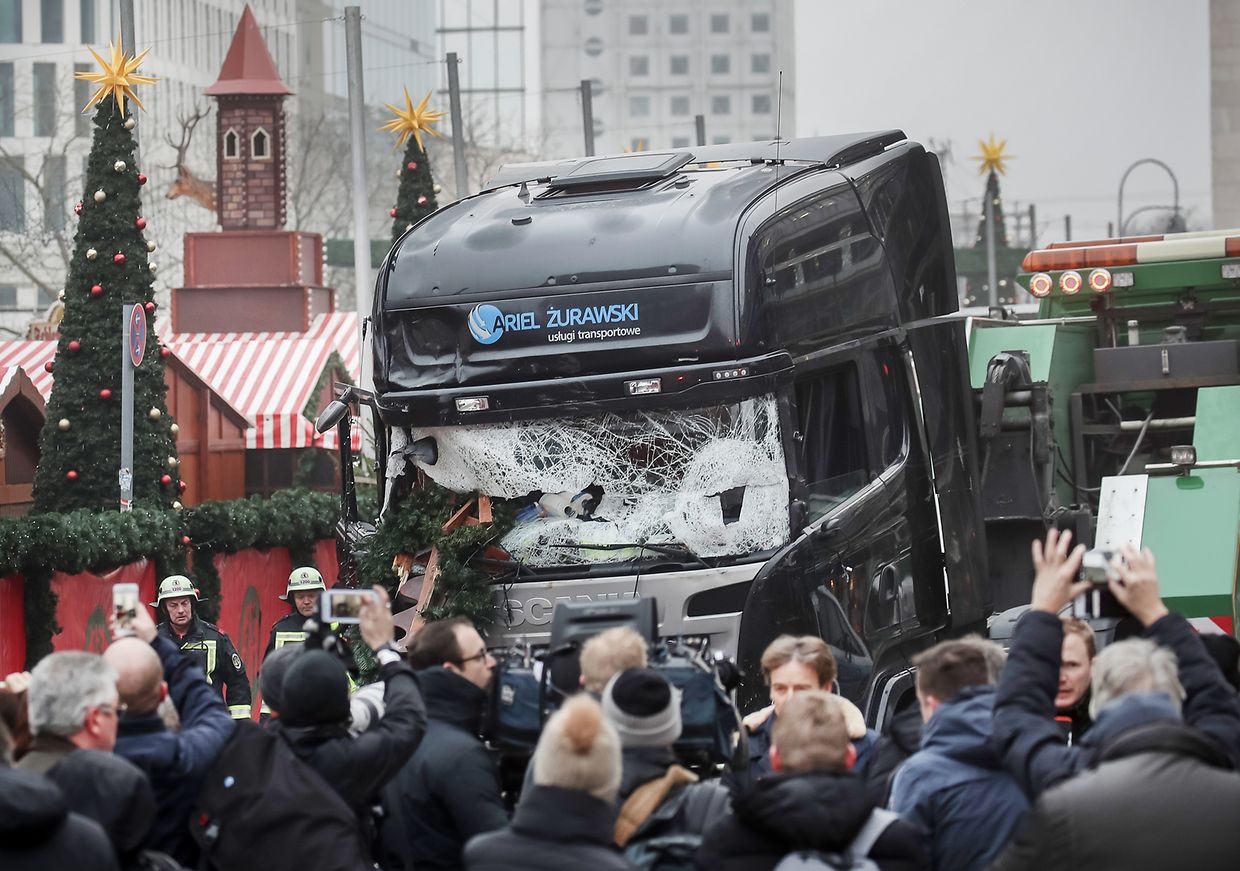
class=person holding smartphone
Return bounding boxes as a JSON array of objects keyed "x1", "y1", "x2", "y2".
[{"x1": 151, "y1": 576, "x2": 252, "y2": 720}]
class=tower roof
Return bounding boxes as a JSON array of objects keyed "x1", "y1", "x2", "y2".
[{"x1": 204, "y1": 5, "x2": 293, "y2": 97}]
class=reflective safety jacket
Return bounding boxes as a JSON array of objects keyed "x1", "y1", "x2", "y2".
[
  {"x1": 265, "y1": 611, "x2": 312, "y2": 658},
  {"x1": 157, "y1": 617, "x2": 252, "y2": 720}
]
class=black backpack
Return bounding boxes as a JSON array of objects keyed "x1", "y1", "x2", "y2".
[{"x1": 189, "y1": 720, "x2": 369, "y2": 871}]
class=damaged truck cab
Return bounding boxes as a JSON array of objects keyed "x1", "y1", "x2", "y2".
[{"x1": 371, "y1": 134, "x2": 989, "y2": 719}]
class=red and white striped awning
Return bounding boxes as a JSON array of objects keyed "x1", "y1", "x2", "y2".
[{"x1": 0, "y1": 312, "x2": 362, "y2": 451}]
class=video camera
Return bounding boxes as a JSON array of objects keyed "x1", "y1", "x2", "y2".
[{"x1": 489, "y1": 597, "x2": 742, "y2": 773}]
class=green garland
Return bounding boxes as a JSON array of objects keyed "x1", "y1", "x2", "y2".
[{"x1": 0, "y1": 489, "x2": 338, "y2": 665}]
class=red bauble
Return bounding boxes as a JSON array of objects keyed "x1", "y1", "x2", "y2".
[
  {"x1": 181, "y1": 535, "x2": 191, "y2": 545},
  {"x1": 113, "y1": 253, "x2": 126, "y2": 264},
  {"x1": 389, "y1": 208, "x2": 397, "y2": 217},
  {"x1": 160, "y1": 474, "x2": 172, "y2": 485},
  {"x1": 407, "y1": 161, "x2": 417, "y2": 170},
  {"x1": 73, "y1": 202, "x2": 83, "y2": 215},
  {"x1": 90, "y1": 284, "x2": 103, "y2": 296},
  {"x1": 68, "y1": 340, "x2": 80, "y2": 351},
  {"x1": 135, "y1": 217, "x2": 146, "y2": 230},
  {"x1": 417, "y1": 195, "x2": 428, "y2": 205},
  {"x1": 144, "y1": 301, "x2": 156, "y2": 314},
  {"x1": 159, "y1": 347, "x2": 171, "y2": 358},
  {"x1": 66, "y1": 470, "x2": 78, "y2": 481},
  {"x1": 100, "y1": 388, "x2": 112, "y2": 399},
  {"x1": 43, "y1": 361, "x2": 54, "y2": 372},
  {"x1": 178, "y1": 481, "x2": 187, "y2": 493},
  {"x1": 137, "y1": 173, "x2": 147, "y2": 185}
]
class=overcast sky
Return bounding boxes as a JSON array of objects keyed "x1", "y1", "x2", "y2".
[{"x1": 794, "y1": 0, "x2": 1212, "y2": 243}]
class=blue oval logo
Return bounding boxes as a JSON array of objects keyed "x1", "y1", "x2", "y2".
[{"x1": 468, "y1": 304, "x2": 504, "y2": 345}]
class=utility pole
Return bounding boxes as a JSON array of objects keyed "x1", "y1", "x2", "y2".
[
  {"x1": 1064, "y1": 214, "x2": 1072, "y2": 242},
  {"x1": 446, "y1": 52, "x2": 469, "y2": 195},
  {"x1": 344, "y1": 7, "x2": 372, "y2": 399},
  {"x1": 1107, "y1": 221, "x2": 1115, "y2": 238},
  {"x1": 581, "y1": 79, "x2": 595, "y2": 156},
  {"x1": 119, "y1": 0, "x2": 137, "y2": 157},
  {"x1": 695, "y1": 114, "x2": 706, "y2": 147},
  {"x1": 984, "y1": 195, "x2": 998, "y2": 308},
  {"x1": 1028, "y1": 203, "x2": 1037, "y2": 249}
]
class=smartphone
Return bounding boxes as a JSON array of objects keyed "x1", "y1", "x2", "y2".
[
  {"x1": 1073, "y1": 550, "x2": 1127, "y2": 619},
  {"x1": 113, "y1": 583, "x2": 140, "y2": 637},
  {"x1": 321, "y1": 588, "x2": 375, "y2": 625}
]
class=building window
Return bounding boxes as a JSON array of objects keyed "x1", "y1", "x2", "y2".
[
  {"x1": 629, "y1": 95, "x2": 649, "y2": 117},
  {"x1": 710, "y1": 54, "x2": 730, "y2": 74},
  {"x1": 671, "y1": 136, "x2": 690, "y2": 148},
  {"x1": 224, "y1": 128, "x2": 239, "y2": 159},
  {"x1": 710, "y1": 13, "x2": 729, "y2": 33},
  {"x1": 628, "y1": 14, "x2": 647, "y2": 35},
  {"x1": 79, "y1": 0, "x2": 94, "y2": 43},
  {"x1": 0, "y1": 63, "x2": 12, "y2": 137},
  {"x1": 42, "y1": 154, "x2": 64, "y2": 231},
  {"x1": 712, "y1": 135, "x2": 731, "y2": 145},
  {"x1": 668, "y1": 14, "x2": 688, "y2": 34},
  {"x1": 670, "y1": 55, "x2": 688, "y2": 75},
  {"x1": 73, "y1": 63, "x2": 91, "y2": 135},
  {"x1": 670, "y1": 95, "x2": 689, "y2": 116},
  {"x1": 251, "y1": 127, "x2": 270, "y2": 160},
  {"x1": 0, "y1": 157, "x2": 25, "y2": 232},
  {"x1": 33, "y1": 63, "x2": 56, "y2": 137},
  {"x1": 0, "y1": 286, "x2": 16, "y2": 309},
  {"x1": 711, "y1": 95, "x2": 731, "y2": 115},
  {"x1": 41, "y1": 0, "x2": 62, "y2": 43},
  {"x1": 629, "y1": 55, "x2": 649, "y2": 76},
  {"x1": 585, "y1": 36, "x2": 604, "y2": 57},
  {"x1": 752, "y1": 53, "x2": 771, "y2": 73},
  {"x1": 752, "y1": 12, "x2": 771, "y2": 32},
  {"x1": 753, "y1": 94, "x2": 772, "y2": 114},
  {"x1": 0, "y1": 0, "x2": 20, "y2": 42}
]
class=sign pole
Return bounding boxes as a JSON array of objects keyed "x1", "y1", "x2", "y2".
[{"x1": 120, "y1": 306, "x2": 134, "y2": 511}]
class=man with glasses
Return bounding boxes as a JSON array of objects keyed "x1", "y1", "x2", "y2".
[
  {"x1": 18, "y1": 652, "x2": 157, "y2": 867},
  {"x1": 386, "y1": 617, "x2": 506, "y2": 871}
]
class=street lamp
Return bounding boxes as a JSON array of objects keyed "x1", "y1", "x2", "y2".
[{"x1": 1117, "y1": 158, "x2": 1180, "y2": 237}]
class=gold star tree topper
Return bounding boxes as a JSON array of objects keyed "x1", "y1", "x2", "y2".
[
  {"x1": 75, "y1": 37, "x2": 157, "y2": 115},
  {"x1": 381, "y1": 88, "x2": 446, "y2": 151},
  {"x1": 972, "y1": 134, "x2": 1013, "y2": 176}
]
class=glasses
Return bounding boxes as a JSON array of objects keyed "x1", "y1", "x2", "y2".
[
  {"x1": 97, "y1": 702, "x2": 128, "y2": 718},
  {"x1": 454, "y1": 649, "x2": 491, "y2": 666}
]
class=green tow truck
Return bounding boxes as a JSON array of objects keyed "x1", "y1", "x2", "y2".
[{"x1": 971, "y1": 228, "x2": 1240, "y2": 636}]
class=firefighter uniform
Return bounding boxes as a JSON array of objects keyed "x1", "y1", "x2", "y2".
[
  {"x1": 260, "y1": 566, "x2": 328, "y2": 717},
  {"x1": 151, "y1": 575, "x2": 252, "y2": 720},
  {"x1": 157, "y1": 616, "x2": 252, "y2": 719}
]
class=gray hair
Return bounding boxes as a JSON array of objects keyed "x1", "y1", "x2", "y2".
[
  {"x1": 1090, "y1": 638, "x2": 1184, "y2": 720},
  {"x1": 28, "y1": 653, "x2": 118, "y2": 738}
]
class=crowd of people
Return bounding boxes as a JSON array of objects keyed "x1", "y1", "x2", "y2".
[{"x1": 3, "y1": 529, "x2": 1240, "y2": 869}]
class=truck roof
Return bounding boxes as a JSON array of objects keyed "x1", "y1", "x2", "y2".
[{"x1": 383, "y1": 131, "x2": 906, "y2": 309}]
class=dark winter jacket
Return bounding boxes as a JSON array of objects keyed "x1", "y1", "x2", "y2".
[
  {"x1": 389, "y1": 666, "x2": 508, "y2": 870},
  {"x1": 723, "y1": 709, "x2": 879, "y2": 795},
  {"x1": 864, "y1": 704, "x2": 922, "y2": 807},
  {"x1": 989, "y1": 700, "x2": 1240, "y2": 870},
  {"x1": 158, "y1": 614, "x2": 252, "y2": 719},
  {"x1": 888, "y1": 686, "x2": 1027, "y2": 871},
  {"x1": 617, "y1": 745, "x2": 731, "y2": 840},
  {"x1": 265, "y1": 611, "x2": 312, "y2": 658},
  {"x1": 992, "y1": 610, "x2": 1240, "y2": 798},
  {"x1": 0, "y1": 765, "x2": 120, "y2": 871},
  {"x1": 271, "y1": 656, "x2": 426, "y2": 832},
  {"x1": 695, "y1": 770, "x2": 926, "y2": 871},
  {"x1": 18, "y1": 735, "x2": 155, "y2": 864},
  {"x1": 1054, "y1": 691, "x2": 1092, "y2": 745},
  {"x1": 464, "y1": 785, "x2": 632, "y2": 871},
  {"x1": 114, "y1": 634, "x2": 235, "y2": 866}
]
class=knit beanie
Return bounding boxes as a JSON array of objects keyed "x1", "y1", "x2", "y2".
[
  {"x1": 532, "y1": 694, "x2": 622, "y2": 802},
  {"x1": 279, "y1": 650, "x2": 351, "y2": 728},
  {"x1": 258, "y1": 645, "x2": 301, "y2": 716},
  {"x1": 602, "y1": 667, "x2": 683, "y2": 748}
]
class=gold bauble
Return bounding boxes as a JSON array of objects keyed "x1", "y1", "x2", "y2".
[
  {"x1": 58, "y1": 418, "x2": 70, "y2": 431},
  {"x1": 149, "y1": 407, "x2": 161, "y2": 420},
  {"x1": 113, "y1": 160, "x2": 126, "y2": 172},
  {"x1": 93, "y1": 189, "x2": 106, "y2": 203}
]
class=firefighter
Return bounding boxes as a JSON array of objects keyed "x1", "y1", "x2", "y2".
[
  {"x1": 151, "y1": 574, "x2": 252, "y2": 720},
  {"x1": 264, "y1": 566, "x2": 326, "y2": 658}
]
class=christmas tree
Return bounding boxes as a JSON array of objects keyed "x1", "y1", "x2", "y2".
[
  {"x1": 382, "y1": 88, "x2": 445, "y2": 244},
  {"x1": 972, "y1": 133, "x2": 1011, "y2": 249},
  {"x1": 31, "y1": 40, "x2": 179, "y2": 514}
]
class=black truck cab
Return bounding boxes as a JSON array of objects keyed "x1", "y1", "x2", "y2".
[{"x1": 371, "y1": 133, "x2": 988, "y2": 720}]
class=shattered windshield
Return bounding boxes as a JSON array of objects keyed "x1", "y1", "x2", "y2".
[{"x1": 400, "y1": 394, "x2": 790, "y2": 566}]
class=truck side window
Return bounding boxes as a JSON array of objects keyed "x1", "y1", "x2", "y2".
[
  {"x1": 862, "y1": 349, "x2": 907, "y2": 470},
  {"x1": 795, "y1": 364, "x2": 869, "y2": 522}
]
